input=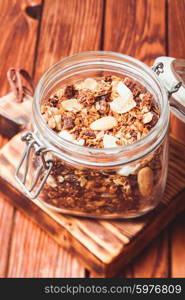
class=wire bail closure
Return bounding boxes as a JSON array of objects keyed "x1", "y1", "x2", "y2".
[
  {"x1": 152, "y1": 62, "x2": 164, "y2": 76},
  {"x1": 152, "y1": 56, "x2": 185, "y2": 121},
  {"x1": 15, "y1": 132, "x2": 53, "y2": 199},
  {"x1": 152, "y1": 61, "x2": 182, "y2": 96}
]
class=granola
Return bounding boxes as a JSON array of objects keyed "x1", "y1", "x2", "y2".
[
  {"x1": 40, "y1": 146, "x2": 163, "y2": 216},
  {"x1": 39, "y1": 75, "x2": 163, "y2": 217},
  {"x1": 41, "y1": 76, "x2": 160, "y2": 148}
]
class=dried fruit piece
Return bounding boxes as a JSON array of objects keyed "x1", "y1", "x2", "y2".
[
  {"x1": 96, "y1": 99, "x2": 109, "y2": 113},
  {"x1": 49, "y1": 96, "x2": 59, "y2": 107},
  {"x1": 63, "y1": 117, "x2": 75, "y2": 130},
  {"x1": 138, "y1": 167, "x2": 153, "y2": 196},
  {"x1": 104, "y1": 75, "x2": 112, "y2": 82},
  {"x1": 103, "y1": 134, "x2": 118, "y2": 148},
  {"x1": 95, "y1": 94, "x2": 110, "y2": 102},
  {"x1": 64, "y1": 85, "x2": 77, "y2": 98},
  {"x1": 90, "y1": 116, "x2": 117, "y2": 131},
  {"x1": 61, "y1": 98, "x2": 82, "y2": 112},
  {"x1": 84, "y1": 130, "x2": 96, "y2": 138},
  {"x1": 143, "y1": 112, "x2": 153, "y2": 124}
]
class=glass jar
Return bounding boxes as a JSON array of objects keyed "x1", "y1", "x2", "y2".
[{"x1": 15, "y1": 51, "x2": 185, "y2": 219}]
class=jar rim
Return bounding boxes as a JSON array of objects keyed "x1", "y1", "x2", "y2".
[{"x1": 33, "y1": 51, "x2": 170, "y2": 166}]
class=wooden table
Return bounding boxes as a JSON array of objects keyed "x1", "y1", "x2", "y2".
[{"x1": 0, "y1": 0, "x2": 185, "y2": 278}]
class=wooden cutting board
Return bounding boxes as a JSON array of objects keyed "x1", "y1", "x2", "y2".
[{"x1": 0, "y1": 97, "x2": 185, "y2": 277}]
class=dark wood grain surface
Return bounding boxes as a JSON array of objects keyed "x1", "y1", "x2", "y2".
[
  {"x1": 0, "y1": 0, "x2": 185, "y2": 278},
  {"x1": 35, "y1": 0, "x2": 103, "y2": 81},
  {"x1": 168, "y1": 0, "x2": 185, "y2": 278},
  {"x1": 0, "y1": 0, "x2": 41, "y2": 277},
  {"x1": 104, "y1": 0, "x2": 169, "y2": 278}
]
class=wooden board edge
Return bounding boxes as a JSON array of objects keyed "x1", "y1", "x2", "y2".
[
  {"x1": 103, "y1": 189, "x2": 185, "y2": 277},
  {"x1": 1, "y1": 174, "x2": 185, "y2": 277}
]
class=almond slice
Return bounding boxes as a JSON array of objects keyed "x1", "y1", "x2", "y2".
[
  {"x1": 46, "y1": 175, "x2": 57, "y2": 188},
  {"x1": 139, "y1": 93, "x2": 145, "y2": 100},
  {"x1": 117, "y1": 164, "x2": 139, "y2": 176},
  {"x1": 143, "y1": 112, "x2": 153, "y2": 124},
  {"x1": 58, "y1": 176, "x2": 64, "y2": 183},
  {"x1": 138, "y1": 167, "x2": 153, "y2": 196},
  {"x1": 54, "y1": 114, "x2": 62, "y2": 130},
  {"x1": 103, "y1": 134, "x2": 118, "y2": 148},
  {"x1": 82, "y1": 78, "x2": 97, "y2": 90},
  {"x1": 110, "y1": 81, "x2": 136, "y2": 114},
  {"x1": 61, "y1": 98, "x2": 82, "y2": 112},
  {"x1": 111, "y1": 80, "x2": 120, "y2": 88},
  {"x1": 96, "y1": 131, "x2": 104, "y2": 140},
  {"x1": 58, "y1": 131, "x2": 85, "y2": 146},
  {"x1": 110, "y1": 96, "x2": 136, "y2": 114},
  {"x1": 116, "y1": 81, "x2": 133, "y2": 99},
  {"x1": 73, "y1": 138, "x2": 85, "y2": 146},
  {"x1": 90, "y1": 116, "x2": 117, "y2": 131},
  {"x1": 58, "y1": 130, "x2": 75, "y2": 141}
]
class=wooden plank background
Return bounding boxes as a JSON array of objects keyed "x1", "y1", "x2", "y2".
[
  {"x1": 0, "y1": 0, "x2": 41, "y2": 277},
  {"x1": 104, "y1": 0, "x2": 169, "y2": 278},
  {"x1": 0, "y1": 0, "x2": 185, "y2": 278},
  {"x1": 168, "y1": 0, "x2": 185, "y2": 278}
]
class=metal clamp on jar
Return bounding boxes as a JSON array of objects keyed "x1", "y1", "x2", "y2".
[
  {"x1": 152, "y1": 56, "x2": 185, "y2": 121},
  {"x1": 14, "y1": 52, "x2": 185, "y2": 219}
]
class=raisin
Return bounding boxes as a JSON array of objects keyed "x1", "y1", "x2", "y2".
[
  {"x1": 65, "y1": 174, "x2": 78, "y2": 183},
  {"x1": 131, "y1": 131, "x2": 137, "y2": 138},
  {"x1": 104, "y1": 76, "x2": 112, "y2": 82},
  {"x1": 95, "y1": 93, "x2": 110, "y2": 102},
  {"x1": 84, "y1": 130, "x2": 96, "y2": 138},
  {"x1": 63, "y1": 117, "x2": 75, "y2": 130},
  {"x1": 65, "y1": 174, "x2": 80, "y2": 186},
  {"x1": 49, "y1": 96, "x2": 59, "y2": 107},
  {"x1": 64, "y1": 85, "x2": 77, "y2": 98}
]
